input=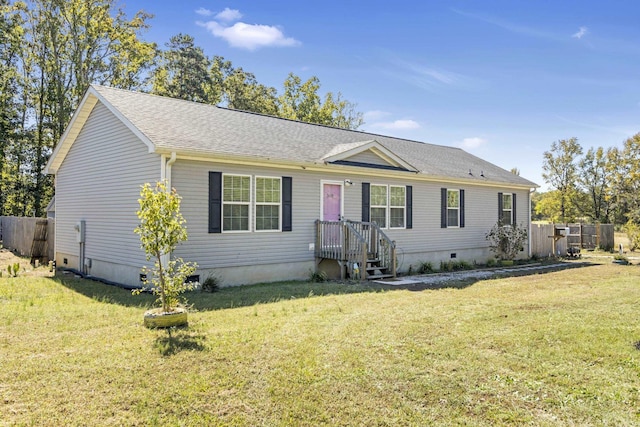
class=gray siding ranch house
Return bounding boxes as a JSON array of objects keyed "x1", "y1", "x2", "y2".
[{"x1": 45, "y1": 85, "x2": 537, "y2": 287}]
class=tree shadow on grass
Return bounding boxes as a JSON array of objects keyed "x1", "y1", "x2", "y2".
[
  {"x1": 53, "y1": 272, "x2": 386, "y2": 312},
  {"x1": 154, "y1": 327, "x2": 207, "y2": 357},
  {"x1": 53, "y1": 261, "x2": 598, "y2": 310},
  {"x1": 53, "y1": 274, "x2": 156, "y2": 308}
]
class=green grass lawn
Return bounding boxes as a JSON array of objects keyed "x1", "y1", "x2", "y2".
[{"x1": 1, "y1": 264, "x2": 639, "y2": 426}]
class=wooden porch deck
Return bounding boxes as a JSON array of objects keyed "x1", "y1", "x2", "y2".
[{"x1": 315, "y1": 220, "x2": 396, "y2": 281}]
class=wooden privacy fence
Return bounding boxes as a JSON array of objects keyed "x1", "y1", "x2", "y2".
[
  {"x1": 530, "y1": 223, "x2": 614, "y2": 257},
  {"x1": 0, "y1": 216, "x2": 55, "y2": 263}
]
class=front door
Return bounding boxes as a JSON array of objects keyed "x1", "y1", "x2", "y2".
[
  {"x1": 322, "y1": 183, "x2": 343, "y2": 249},
  {"x1": 322, "y1": 183, "x2": 342, "y2": 221}
]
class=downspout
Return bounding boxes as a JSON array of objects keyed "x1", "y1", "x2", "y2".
[
  {"x1": 165, "y1": 152, "x2": 177, "y2": 188},
  {"x1": 529, "y1": 187, "x2": 535, "y2": 258},
  {"x1": 159, "y1": 152, "x2": 177, "y2": 184},
  {"x1": 160, "y1": 152, "x2": 177, "y2": 270}
]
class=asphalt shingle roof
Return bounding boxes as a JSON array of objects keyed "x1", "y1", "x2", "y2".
[{"x1": 92, "y1": 85, "x2": 537, "y2": 188}]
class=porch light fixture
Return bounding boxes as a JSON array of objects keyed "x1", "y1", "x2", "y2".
[{"x1": 344, "y1": 179, "x2": 353, "y2": 187}]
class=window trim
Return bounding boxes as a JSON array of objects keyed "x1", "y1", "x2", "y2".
[
  {"x1": 222, "y1": 173, "x2": 252, "y2": 233},
  {"x1": 370, "y1": 184, "x2": 388, "y2": 229},
  {"x1": 369, "y1": 184, "x2": 407, "y2": 230},
  {"x1": 254, "y1": 176, "x2": 282, "y2": 232},
  {"x1": 501, "y1": 193, "x2": 513, "y2": 226},
  {"x1": 389, "y1": 185, "x2": 406, "y2": 229},
  {"x1": 447, "y1": 189, "x2": 460, "y2": 228}
]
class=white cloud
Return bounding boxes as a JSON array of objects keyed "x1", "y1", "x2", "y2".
[
  {"x1": 572, "y1": 26, "x2": 588, "y2": 39},
  {"x1": 215, "y1": 7, "x2": 242, "y2": 22},
  {"x1": 382, "y1": 57, "x2": 481, "y2": 92},
  {"x1": 369, "y1": 119, "x2": 420, "y2": 130},
  {"x1": 195, "y1": 7, "x2": 213, "y2": 17},
  {"x1": 452, "y1": 8, "x2": 558, "y2": 41},
  {"x1": 400, "y1": 61, "x2": 462, "y2": 89},
  {"x1": 457, "y1": 137, "x2": 487, "y2": 150},
  {"x1": 197, "y1": 10, "x2": 300, "y2": 51}
]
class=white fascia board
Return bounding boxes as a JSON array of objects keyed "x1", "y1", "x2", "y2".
[
  {"x1": 174, "y1": 151, "x2": 535, "y2": 190},
  {"x1": 45, "y1": 86, "x2": 157, "y2": 175},
  {"x1": 321, "y1": 139, "x2": 418, "y2": 172},
  {"x1": 45, "y1": 90, "x2": 98, "y2": 174}
]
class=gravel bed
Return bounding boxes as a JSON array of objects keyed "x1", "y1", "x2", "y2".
[{"x1": 374, "y1": 262, "x2": 589, "y2": 287}]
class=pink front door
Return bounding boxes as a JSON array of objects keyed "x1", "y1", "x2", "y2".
[{"x1": 323, "y1": 184, "x2": 342, "y2": 221}]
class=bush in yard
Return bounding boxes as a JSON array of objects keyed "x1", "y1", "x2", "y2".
[
  {"x1": 417, "y1": 261, "x2": 434, "y2": 274},
  {"x1": 485, "y1": 220, "x2": 528, "y2": 261},
  {"x1": 7, "y1": 263, "x2": 19, "y2": 277},
  {"x1": 201, "y1": 274, "x2": 220, "y2": 293},
  {"x1": 133, "y1": 181, "x2": 197, "y2": 314},
  {"x1": 623, "y1": 220, "x2": 640, "y2": 251},
  {"x1": 308, "y1": 269, "x2": 328, "y2": 283}
]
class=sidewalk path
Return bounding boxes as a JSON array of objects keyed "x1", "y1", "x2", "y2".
[{"x1": 373, "y1": 262, "x2": 590, "y2": 288}]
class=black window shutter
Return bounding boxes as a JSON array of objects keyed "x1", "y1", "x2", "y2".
[
  {"x1": 406, "y1": 185, "x2": 413, "y2": 229},
  {"x1": 209, "y1": 172, "x2": 222, "y2": 233},
  {"x1": 362, "y1": 182, "x2": 370, "y2": 222},
  {"x1": 498, "y1": 192, "x2": 503, "y2": 222},
  {"x1": 460, "y1": 189, "x2": 465, "y2": 228},
  {"x1": 441, "y1": 188, "x2": 447, "y2": 228},
  {"x1": 282, "y1": 177, "x2": 292, "y2": 232},
  {"x1": 512, "y1": 193, "x2": 517, "y2": 225}
]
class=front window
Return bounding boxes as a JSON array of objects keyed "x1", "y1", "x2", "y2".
[
  {"x1": 389, "y1": 186, "x2": 406, "y2": 228},
  {"x1": 501, "y1": 193, "x2": 513, "y2": 225},
  {"x1": 370, "y1": 185, "x2": 407, "y2": 229},
  {"x1": 370, "y1": 184, "x2": 388, "y2": 228},
  {"x1": 255, "y1": 177, "x2": 281, "y2": 231},
  {"x1": 222, "y1": 174, "x2": 250, "y2": 231},
  {"x1": 447, "y1": 189, "x2": 459, "y2": 227}
]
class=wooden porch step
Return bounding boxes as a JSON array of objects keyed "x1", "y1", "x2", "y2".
[{"x1": 366, "y1": 266, "x2": 388, "y2": 272}]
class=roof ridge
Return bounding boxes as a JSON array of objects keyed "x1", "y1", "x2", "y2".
[
  {"x1": 91, "y1": 84, "x2": 461, "y2": 152},
  {"x1": 91, "y1": 84, "x2": 223, "y2": 111},
  {"x1": 213, "y1": 104, "x2": 461, "y2": 151}
]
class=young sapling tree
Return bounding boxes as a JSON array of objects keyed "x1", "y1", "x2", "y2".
[{"x1": 134, "y1": 181, "x2": 197, "y2": 314}]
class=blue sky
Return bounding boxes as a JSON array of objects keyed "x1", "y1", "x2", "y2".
[{"x1": 125, "y1": 0, "x2": 640, "y2": 189}]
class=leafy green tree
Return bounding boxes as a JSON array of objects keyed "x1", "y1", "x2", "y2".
[
  {"x1": 623, "y1": 221, "x2": 640, "y2": 251},
  {"x1": 151, "y1": 33, "x2": 211, "y2": 103},
  {"x1": 542, "y1": 137, "x2": 583, "y2": 223},
  {"x1": 605, "y1": 146, "x2": 628, "y2": 224},
  {"x1": 611, "y1": 133, "x2": 640, "y2": 224},
  {"x1": 0, "y1": 0, "x2": 23, "y2": 215},
  {"x1": 223, "y1": 67, "x2": 279, "y2": 115},
  {"x1": 151, "y1": 38, "x2": 364, "y2": 128},
  {"x1": 134, "y1": 181, "x2": 196, "y2": 313},
  {"x1": 534, "y1": 191, "x2": 560, "y2": 223},
  {"x1": 206, "y1": 55, "x2": 233, "y2": 105},
  {"x1": 278, "y1": 73, "x2": 363, "y2": 129},
  {"x1": 4, "y1": 0, "x2": 155, "y2": 217},
  {"x1": 577, "y1": 146, "x2": 612, "y2": 223}
]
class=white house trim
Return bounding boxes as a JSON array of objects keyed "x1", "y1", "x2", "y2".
[{"x1": 321, "y1": 140, "x2": 418, "y2": 172}]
